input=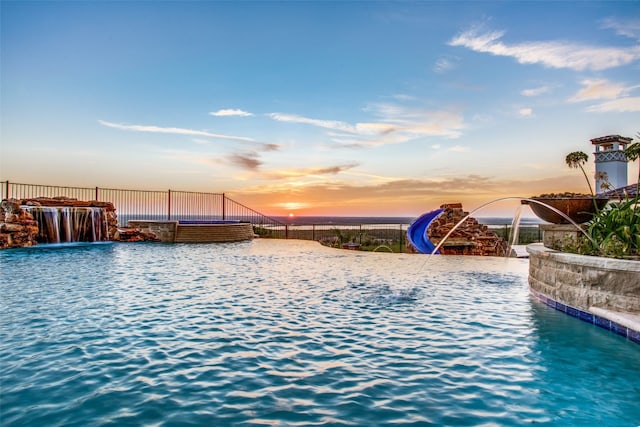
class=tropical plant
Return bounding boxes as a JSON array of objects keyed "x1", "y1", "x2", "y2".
[
  {"x1": 560, "y1": 141, "x2": 640, "y2": 258},
  {"x1": 583, "y1": 197, "x2": 640, "y2": 257}
]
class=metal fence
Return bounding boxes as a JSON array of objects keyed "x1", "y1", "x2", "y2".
[
  {"x1": 1, "y1": 181, "x2": 287, "y2": 237},
  {"x1": 280, "y1": 223, "x2": 409, "y2": 252},
  {"x1": 2, "y1": 180, "x2": 541, "y2": 251}
]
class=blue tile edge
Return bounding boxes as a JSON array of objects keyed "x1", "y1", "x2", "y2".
[{"x1": 530, "y1": 290, "x2": 640, "y2": 345}]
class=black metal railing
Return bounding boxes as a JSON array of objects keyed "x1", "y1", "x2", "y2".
[
  {"x1": 1, "y1": 180, "x2": 287, "y2": 237},
  {"x1": 1, "y1": 180, "x2": 541, "y2": 250}
]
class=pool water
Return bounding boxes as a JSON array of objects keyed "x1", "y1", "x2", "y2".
[{"x1": 1, "y1": 240, "x2": 639, "y2": 426}]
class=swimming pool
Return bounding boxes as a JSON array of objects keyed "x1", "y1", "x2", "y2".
[{"x1": 1, "y1": 240, "x2": 639, "y2": 426}]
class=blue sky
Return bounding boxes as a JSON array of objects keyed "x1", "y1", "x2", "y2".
[{"x1": 1, "y1": 1, "x2": 639, "y2": 216}]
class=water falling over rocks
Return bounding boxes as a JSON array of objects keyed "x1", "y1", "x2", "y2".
[
  {"x1": 0, "y1": 197, "x2": 122, "y2": 249},
  {"x1": 426, "y1": 203, "x2": 509, "y2": 256}
]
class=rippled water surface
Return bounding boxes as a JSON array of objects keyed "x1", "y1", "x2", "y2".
[{"x1": 1, "y1": 240, "x2": 639, "y2": 426}]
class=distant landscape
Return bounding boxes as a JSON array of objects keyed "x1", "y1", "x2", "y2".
[{"x1": 272, "y1": 216, "x2": 544, "y2": 226}]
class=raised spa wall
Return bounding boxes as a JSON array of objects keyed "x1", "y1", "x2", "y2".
[
  {"x1": 527, "y1": 243, "x2": 640, "y2": 343},
  {"x1": 128, "y1": 220, "x2": 254, "y2": 243}
]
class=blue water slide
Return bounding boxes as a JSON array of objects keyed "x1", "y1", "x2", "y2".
[{"x1": 407, "y1": 208, "x2": 444, "y2": 254}]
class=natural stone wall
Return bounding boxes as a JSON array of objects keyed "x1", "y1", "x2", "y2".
[
  {"x1": 0, "y1": 199, "x2": 39, "y2": 248},
  {"x1": 128, "y1": 221, "x2": 177, "y2": 242},
  {"x1": 426, "y1": 203, "x2": 509, "y2": 256},
  {"x1": 528, "y1": 244, "x2": 640, "y2": 314}
]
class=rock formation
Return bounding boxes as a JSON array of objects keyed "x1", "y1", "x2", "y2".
[
  {"x1": 0, "y1": 196, "x2": 158, "y2": 249},
  {"x1": 0, "y1": 199, "x2": 39, "y2": 248},
  {"x1": 425, "y1": 203, "x2": 510, "y2": 256}
]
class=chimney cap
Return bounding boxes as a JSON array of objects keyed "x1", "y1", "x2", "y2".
[{"x1": 590, "y1": 135, "x2": 633, "y2": 145}]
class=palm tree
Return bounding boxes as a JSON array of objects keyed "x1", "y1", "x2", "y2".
[{"x1": 565, "y1": 151, "x2": 594, "y2": 196}]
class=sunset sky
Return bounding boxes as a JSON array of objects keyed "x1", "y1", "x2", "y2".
[{"x1": 1, "y1": 1, "x2": 639, "y2": 217}]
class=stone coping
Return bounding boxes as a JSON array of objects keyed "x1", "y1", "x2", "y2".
[{"x1": 526, "y1": 243, "x2": 640, "y2": 272}]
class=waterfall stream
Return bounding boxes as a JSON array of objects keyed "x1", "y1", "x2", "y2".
[{"x1": 25, "y1": 206, "x2": 109, "y2": 243}]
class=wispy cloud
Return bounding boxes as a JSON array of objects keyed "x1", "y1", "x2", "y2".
[
  {"x1": 98, "y1": 120, "x2": 255, "y2": 142},
  {"x1": 267, "y1": 100, "x2": 465, "y2": 149},
  {"x1": 601, "y1": 17, "x2": 640, "y2": 41},
  {"x1": 585, "y1": 97, "x2": 640, "y2": 113},
  {"x1": 210, "y1": 109, "x2": 254, "y2": 117},
  {"x1": 568, "y1": 79, "x2": 634, "y2": 102},
  {"x1": 518, "y1": 108, "x2": 534, "y2": 117},
  {"x1": 263, "y1": 163, "x2": 359, "y2": 180},
  {"x1": 433, "y1": 55, "x2": 460, "y2": 73},
  {"x1": 99, "y1": 119, "x2": 281, "y2": 153},
  {"x1": 448, "y1": 145, "x2": 469, "y2": 152},
  {"x1": 391, "y1": 94, "x2": 417, "y2": 101},
  {"x1": 268, "y1": 113, "x2": 397, "y2": 136},
  {"x1": 366, "y1": 103, "x2": 465, "y2": 139},
  {"x1": 521, "y1": 85, "x2": 552, "y2": 97},
  {"x1": 449, "y1": 27, "x2": 640, "y2": 71},
  {"x1": 568, "y1": 79, "x2": 640, "y2": 112},
  {"x1": 228, "y1": 152, "x2": 262, "y2": 170}
]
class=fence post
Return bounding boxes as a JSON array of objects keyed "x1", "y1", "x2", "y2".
[
  {"x1": 4, "y1": 180, "x2": 9, "y2": 200},
  {"x1": 312, "y1": 224, "x2": 315, "y2": 241},
  {"x1": 95, "y1": 186, "x2": 99, "y2": 201},
  {"x1": 168, "y1": 189, "x2": 172, "y2": 220},
  {"x1": 222, "y1": 193, "x2": 226, "y2": 220},
  {"x1": 399, "y1": 224, "x2": 404, "y2": 253}
]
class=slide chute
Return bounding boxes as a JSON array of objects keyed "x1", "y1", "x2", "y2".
[{"x1": 407, "y1": 209, "x2": 444, "y2": 254}]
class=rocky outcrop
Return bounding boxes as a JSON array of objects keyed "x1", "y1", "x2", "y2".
[
  {"x1": 427, "y1": 203, "x2": 509, "y2": 256},
  {"x1": 0, "y1": 199, "x2": 39, "y2": 248},
  {"x1": 113, "y1": 227, "x2": 160, "y2": 242}
]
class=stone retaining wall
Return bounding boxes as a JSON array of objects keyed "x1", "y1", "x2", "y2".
[{"x1": 527, "y1": 244, "x2": 640, "y2": 314}]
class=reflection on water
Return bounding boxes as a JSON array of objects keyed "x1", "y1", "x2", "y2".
[{"x1": 1, "y1": 239, "x2": 638, "y2": 427}]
